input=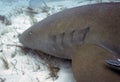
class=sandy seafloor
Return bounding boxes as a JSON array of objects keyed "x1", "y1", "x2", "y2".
[{"x1": 0, "y1": 0, "x2": 120, "y2": 82}]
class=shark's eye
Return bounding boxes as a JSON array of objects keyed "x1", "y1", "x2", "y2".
[{"x1": 29, "y1": 31, "x2": 33, "y2": 35}]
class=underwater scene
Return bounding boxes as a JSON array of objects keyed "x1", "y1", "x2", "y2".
[{"x1": 0, "y1": 0, "x2": 120, "y2": 82}]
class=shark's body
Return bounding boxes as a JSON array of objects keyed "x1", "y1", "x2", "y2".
[{"x1": 19, "y1": 2, "x2": 120, "y2": 82}]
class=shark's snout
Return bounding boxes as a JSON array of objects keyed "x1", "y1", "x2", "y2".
[{"x1": 19, "y1": 29, "x2": 34, "y2": 48}]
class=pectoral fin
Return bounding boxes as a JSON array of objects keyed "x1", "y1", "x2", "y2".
[
  {"x1": 72, "y1": 44, "x2": 120, "y2": 82},
  {"x1": 106, "y1": 59, "x2": 120, "y2": 71}
]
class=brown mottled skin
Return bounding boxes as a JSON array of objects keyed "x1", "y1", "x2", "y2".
[{"x1": 19, "y1": 2, "x2": 120, "y2": 82}]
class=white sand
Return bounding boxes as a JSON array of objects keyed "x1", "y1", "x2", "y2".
[{"x1": 0, "y1": 0, "x2": 119, "y2": 82}]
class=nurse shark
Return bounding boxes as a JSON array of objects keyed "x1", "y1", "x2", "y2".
[{"x1": 19, "y1": 2, "x2": 120, "y2": 82}]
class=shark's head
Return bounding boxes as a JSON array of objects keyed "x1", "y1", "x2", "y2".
[
  {"x1": 19, "y1": 18, "x2": 73, "y2": 59},
  {"x1": 19, "y1": 7, "x2": 77, "y2": 59},
  {"x1": 19, "y1": 21, "x2": 55, "y2": 54}
]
